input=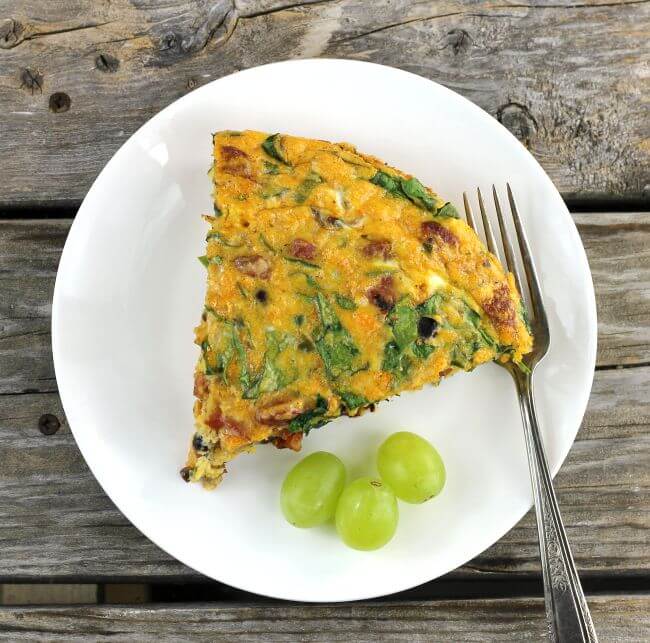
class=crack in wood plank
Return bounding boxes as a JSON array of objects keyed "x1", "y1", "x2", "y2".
[
  {"x1": 331, "y1": 0, "x2": 650, "y2": 45},
  {"x1": 0, "y1": 596, "x2": 647, "y2": 639},
  {"x1": 0, "y1": 19, "x2": 114, "y2": 49},
  {"x1": 1, "y1": 0, "x2": 648, "y2": 201}
]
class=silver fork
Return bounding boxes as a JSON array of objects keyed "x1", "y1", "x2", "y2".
[{"x1": 463, "y1": 185, "x2": 598, "y2": 643}]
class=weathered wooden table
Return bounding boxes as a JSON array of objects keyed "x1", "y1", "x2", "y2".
[{"x1": 1, "y1": 1, "x2": 648, "y2": 640}]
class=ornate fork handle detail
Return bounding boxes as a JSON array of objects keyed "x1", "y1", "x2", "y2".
[
  {"x1": 514, "y1": 370, "x2": 598, "y2": 642},
  {"x1": 464, "y1": 185, "x2": 597, "y2": 641}
]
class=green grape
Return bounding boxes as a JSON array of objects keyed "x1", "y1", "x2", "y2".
[
  {"x1": 335, "y1": 477, "x2": 398, "y2": 550},
  {"x1": 377, "y1": 431, "x2": 446, "y2": 504},
  {"x1": 281, "y1": 451, "x2": 346, "y2": 528}
]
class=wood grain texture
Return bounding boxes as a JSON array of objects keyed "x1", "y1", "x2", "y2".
[
  {"x1": 0, "y1": 595, "x2": 649, "y2": 641},
  {"x1": 0, "y1": 214, "x2": 647, "y2": 581},
  {"x1": 0, "y1": 357, "x2": 647, "y2": 580},
  {"x1": 0, "y1": 0, "x2": 648, "y2": 206},
  {"x1": 0, "y1": 220, "x2": 63, "y2": 395},
  {"x1": 574, "y1": 212, "x2": 650, "y2": 367},
  {"x1": 1, "y1": 212, "x2": 646, "y2": 399}
]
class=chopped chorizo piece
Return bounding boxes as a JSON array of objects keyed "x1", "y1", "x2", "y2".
[
  {"x1": 222, "y1": 416, "x2": 248, "y2": 439},
  {"x1": 220, "y1": 145, "x2": 248, "y2": 161},
  {"x1": 362, "y1": 239, "x2": 392, "y2": 259},
  {"x1": 193, "y1": 372, "x2": 209, "y2": 399},
  {"x1": 256, "y1": 395, "x2": 313, "y2": 425},
  {"x1": 205, "y1": 408, "x2": 225, "y2": 431},
  {"x1": 483, "y1": 283, "x2": 516, "y2": 329},
  {"x1": 233, "y1": 254, "x2": 271, "y2": 279},
  {"x1": 274, "y1": 429, "x2": 303, "y2": 451},
  {"x1": 222, "y1": 162, "x2": 253, "y2": 180},
  {"x1": 367, "y1": 275, "x2": 396, "y2": 312},
  {"x1": 420, "y1": 221, "x2": 458, "y2": 246},
  {"x1": 287, "y1": 238, "x2": 317, "y2": 261}
]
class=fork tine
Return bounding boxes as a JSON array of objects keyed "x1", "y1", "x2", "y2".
[
  {"x1": 463, "y1": 192, "x2": 478, "y2": 232},
  {"x1": 492, "y1": 185, "x2": 523, "y2": 296},
  {"x1": 476, "y1": 188, "x2": 498, "y2": 256},
  {"x1": 507, "y1": 183, "x2": 546, "y2": 323}
]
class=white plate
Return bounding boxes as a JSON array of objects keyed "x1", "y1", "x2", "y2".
[{"x1": 52, "y1": 59, "x2": 596, "y2": 602}]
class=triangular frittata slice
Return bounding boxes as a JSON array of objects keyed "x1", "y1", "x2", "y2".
[{"x1": 183, "y1": 131, "x2": 533, "y2": 488}]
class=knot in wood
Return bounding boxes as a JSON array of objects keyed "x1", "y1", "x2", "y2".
[
  {"x1": 96, "y1": 53, "x2": 120, "y2": 73},
  {"x1": 0, "y1": 18, "x2": 24, "y2": 49},
  {"x1": 497, "y1": 102, "x2": 538, "y2": 147},
  {"x1": 38, "y1": 413, "x2": 61, "y2": 436},
  {"x1": 20, "y1": 68, "x2": 42, "y2": 94},
  {"x1": 447, "y1": 29, "x2": 472, "y2": 55},
  {"x1": 161, "y1": 32, "x2": 180, "y2": 52},
  {"x1": 49, "y1": 92, "x2": 71, "y2": 113}
]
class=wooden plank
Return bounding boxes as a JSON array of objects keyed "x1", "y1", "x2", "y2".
[
  {"x1": 1, "y1": 212, "x2": 647, "y2": 398},
  {"x1": 471, "y1": 363, "x2": 650, "y2": 575},
  {"x1": 0, "y1": 595, "x2": 648, "y2": 641},
  {"x1": 0, "y1": 220, "x2": 64, "y2": 395},
  {"x1": 0, "y1": 391, "x2": 185, "y2": 581},
  {"x1": 0, "y1": 366, "x2": 647, "y2": 581},
  {"x1": 574, "y1": 212, "x2": 650, "y2": 367},
  {"x1": 0, "y1": 584, "x2": 96, "y2": 606},
  {"x1": 0, "y1": 215, "x2": 647, "y2": 580},
  {"x1": 0, "y1": 1, "x2": 648, "y2": 206}
]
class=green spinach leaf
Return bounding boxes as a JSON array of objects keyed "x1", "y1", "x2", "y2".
[
  {"x1": 370, "y1": 171, "x2": 437, "y2": 213},
  {"x1": 338, "y1": 391, "x2": 369, "y2": 412},
  {"x1": 261, "y1": 133, "x2": 288, "y2": 164},
  {"x1": 333, "y1": 293, "x2": 357, "y2": 310},
  {"x1": 314, "y1": 292, "x2": 340, "y2": 329},
  {"x1": 259, "y1": 233, "x2": 276, "y2": 253},
  {"x1": 231, "y1": 328, "x2": 251, "y2": 391},
  {"x1": 437, "y1": 202, "x2": 459, "y2": 218},
  {"x1": 206, "y1": 231, "x2": 244, "y2": 247},
  {"x1": 400, "y1": 177, "x2": 437, "y2": 211},
  {"x1": 370, "y1": 171, "x2": 402, "y2": 195},
  {"x1": 450, "y1": 343, "x2": 474, "y2": 369},
  {"x1": 201, "y1": 339, "x2": 220, "y2": 376},
  {"x1": 295, "y1": 171, "x2": 323, "y2": 204},
  {"x1": 313, "y1": 292, "x2": 361, "y2": 379},
  {"x1": 243, "y1": 330, "x2": 295, "y2": 399},
  {"x1": 198, "y1": 255, "x2": 223, "y2": 267},
  {"x1": 263, "y1": 161, "x2": 280, "y2": 175},
  {"x1": 283, "y1": 255, "x2": 320, "y2": 269},
  {"x1": 388, "y1": 300, "x2": 419, "y2": 350},
  {"x1": 417, "y1": 293, "x2": 443, "y2": 317},
  {"x1": 465, "y1": 305, "x2": 498, "y2": 349},
  {"x1": 412, "y1": 341, "x2": 435, "y2": 359},
  {"x1": 382, "y1": 340, "x2": 412, "y2": 381},
  {"x1": 287, "y1": 395, "x2": 330, "y2": 434},
  {"x1": 520, "y1": 303, "x2": 533, "y2": 334},
  {"x1": 261, "y1": 185, "x2": 289, "y2": 199},
  {"x1": 365, "y1": 268, "x2": 398, "y2": 276}
]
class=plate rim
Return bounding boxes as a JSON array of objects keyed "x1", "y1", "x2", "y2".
[{"x1": 52, "y1": 57, "x2": 598, "y2": 602}]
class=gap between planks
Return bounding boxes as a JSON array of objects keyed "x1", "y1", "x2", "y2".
[{"x1": 0, "y1": 595, "x2": 648, "y2": 641}]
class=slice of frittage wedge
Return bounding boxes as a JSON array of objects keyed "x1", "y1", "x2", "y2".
[{"x1": 183, "y1": 130, "x2": 533, "y2": 488}]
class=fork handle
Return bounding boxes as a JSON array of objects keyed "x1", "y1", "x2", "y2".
[{"x1": 515, "y1": 374, "x2": 598, "y2": 642}]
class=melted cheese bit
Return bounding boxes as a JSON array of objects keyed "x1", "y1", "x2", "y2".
[{"x1": 426, "y1": 271, "x2": 448, "y2": 294}]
